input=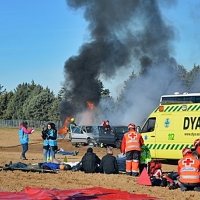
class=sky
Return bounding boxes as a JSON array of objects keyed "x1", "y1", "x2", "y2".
[{"x1": 0, "y1": 0, "x2": 200, "y2": 98}]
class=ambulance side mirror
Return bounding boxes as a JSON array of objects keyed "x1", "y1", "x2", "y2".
[{"x1": 136, "y1": 126, "x2": 141, "y2": 133}]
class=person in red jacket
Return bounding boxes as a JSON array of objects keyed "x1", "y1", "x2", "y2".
[
  {"x1": 102, "y1": 120, "x2": 113, "y2": 134},
  {"x1": 177, "y1": 147, "x2": 200, "y2": 191},
  {"x1": 121, "y1": 123, "x2": 144, "y2": 176}
]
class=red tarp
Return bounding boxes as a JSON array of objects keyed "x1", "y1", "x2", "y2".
[{"x1": 0, "y1": 186, "x2": 159, "y2": 199}]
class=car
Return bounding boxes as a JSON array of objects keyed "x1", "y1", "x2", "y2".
[
  {"x1": 112, "y1": 126, "x2": 128, "y2": 148},
  {"x1": 70, "y1": 126, "x2": 99, "y2": 146},
  {"x1": 70, "y1": 125, "x2": 128, "y2": 149}
]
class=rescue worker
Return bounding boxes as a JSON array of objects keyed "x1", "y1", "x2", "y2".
[
  {"x1": 100, "y1": 120, "x2": 113, "y2": 147},
  {"x1": 121, "y1": 123, "x2": 144, "y2": 176},
  {"x1": 101, "y1": 120, "x2": 106, "y2": 126},
  {"x1": 68, "y1": 117, "x2": 77, "y2": 141},
  {"x1": 193, "y1": 138, "x2": 200, "y2": 158},
  {"x1": 102, "y1": 120, "x2": 113, "y2": 134},
  {"x1": 177, "y1": 147, "x2": 200, "y2": 191},
  {"x1": 42, "y1": 122, "x2": 58, "y2": 162}
]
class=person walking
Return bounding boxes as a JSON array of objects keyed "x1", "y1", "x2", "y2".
[
  {"x1": 42, "y1": 122, "x2": 58, "y2": 162},
  {"x1": 81, "y1": 147, "x2": 101, "y2": 173},
  {"x1": 121, "y1": 123, "x2": 144, "y2": 176},
  {"x1": 99, "y1": 146, "x2": 118, "y2": 174},
  {"x1": 18, "y1": 121, "x2": 34, "y2": 160}
]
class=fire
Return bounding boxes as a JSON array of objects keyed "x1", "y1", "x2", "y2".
[
  {"x1": 84, "y1": 101, "x2": 95, "y2": 124},
  {"x1": 57, "y1": 117, "x2": 71, "y2": 135},
  {"x1": 87, "y1": 101, "x2": 95, "y2": 110}
]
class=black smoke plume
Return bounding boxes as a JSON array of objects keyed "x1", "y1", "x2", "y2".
[{"x1": 59, "y1": 0, "x2": 178, "y2": 124}]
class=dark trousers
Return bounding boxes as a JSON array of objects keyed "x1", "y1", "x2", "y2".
[
  {"x1": 21, "y1": 143, "x2": 28, "y2": 157},
  {"x1": 180, "y1": 182, "x2": 200, "y2": 191},
  {"x1": 126, "y1": 150, "x2": 140, "y2": 161}
]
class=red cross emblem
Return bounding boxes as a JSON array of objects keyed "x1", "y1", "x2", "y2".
[
  {"x1": 128, "y1": 132, "x2": 137, "y2": 140},
  {"x1": 182, "y1": 158, "x2": 194, "y2": 167}
]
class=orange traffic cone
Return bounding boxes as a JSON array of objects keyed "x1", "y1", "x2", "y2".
[{"x1": 137, "y1": 167, "x2": 152, "y2": 186}]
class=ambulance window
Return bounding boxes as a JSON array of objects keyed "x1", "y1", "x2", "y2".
[
  {"x1": 141, "y1": 118, "x2": 156, "y2": 133},
  {"x1": 194, "y1": 96, "x2": 200, "y2": 103}
]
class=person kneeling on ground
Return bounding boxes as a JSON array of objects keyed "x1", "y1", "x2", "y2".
[
  {"x1": 99, "y1": 146, "x2": 118, "y2": 174},
  {"x1": 177, "y1": 147, "x2": 200, "y2": 192},
  {"x1": 80, "y1": 147, "x2": 101, "y2": 173}
]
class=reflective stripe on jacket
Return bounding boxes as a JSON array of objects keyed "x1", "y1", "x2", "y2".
[
  {"x1": 121, "y1": 130, "x2": 144, "y2": 153},
  {"x1": 178, "y1": 154, "x2": 200, "y2": 184},
  {"x1": 43, "y1": 129, "x2": 57, "y2": 146}
]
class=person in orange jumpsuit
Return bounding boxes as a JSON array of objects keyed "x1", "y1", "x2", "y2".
[
  {"x1": 121, "y1": 123, "x2": 144, "y2": 176},
  {"x1": 177, "y1": 147, "x2": 200, "y2": 191}
]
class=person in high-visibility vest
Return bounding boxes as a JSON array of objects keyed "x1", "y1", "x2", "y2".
[
  {"x1": 121, "y1": 123, "x2": 144, "y2": 176},
  {"x1": 177, "y1": 147, "x2": 200, "y2": 191},
  {"x1": 42, "y1": 123, "x2": 58, "y2": 162}
]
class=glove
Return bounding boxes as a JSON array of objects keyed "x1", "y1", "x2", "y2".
[{"x1": 31, "y1": 129, "x2": 35, "y2": 133}]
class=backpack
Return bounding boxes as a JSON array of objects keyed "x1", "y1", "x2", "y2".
[
  {"x1": 140, "y1": 145, "x2": 151, "y2": 164},
  {"x1": 148, "y1": 159, "x2": 162, "y2": 177}
]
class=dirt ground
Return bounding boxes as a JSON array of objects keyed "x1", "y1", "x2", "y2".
[{"x1": 0, "y1": 128, "x2": 199, "y2": 200}]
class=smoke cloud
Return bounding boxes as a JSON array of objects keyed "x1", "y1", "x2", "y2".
[{"x1": 59, "y1": 0, "x2": 181, "y2": 126}]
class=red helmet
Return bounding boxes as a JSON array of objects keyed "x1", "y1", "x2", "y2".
[
  {"x1": 128, "y1": 123, "x2": 135, "y2": 129},
  {"x1": 101, "y1": 120, "x2": 105, "y2": 125},
  {"x1": 182, "y1": 147, "x2": 192, "y2": 156},
  {"x1": 193, "y1": 139, "x2": 200, "y2": 149}
]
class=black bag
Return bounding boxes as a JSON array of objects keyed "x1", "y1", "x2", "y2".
[
  {"x1": 150, "y1": 176, "x2": 167, "y2": 187},
  {"x1": 42, "y1": 130, "x2": 48, "y2": 140},
  {"x1": 160, "y1": 177, "x2": 167, "y2": 187}
]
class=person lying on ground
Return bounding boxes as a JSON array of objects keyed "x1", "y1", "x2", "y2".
[
  {"x1": 3, "y1": 159, "x2": 71, "y2": 171},
  {"x1": 56, "y1": 148, "x2": 79, "y2": 156}
]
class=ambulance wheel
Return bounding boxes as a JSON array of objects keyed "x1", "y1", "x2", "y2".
[{"x1": 115, "y1": 140, "x2": 121, "y2": 149}]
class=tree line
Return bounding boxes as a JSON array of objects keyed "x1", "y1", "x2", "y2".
[
  {"x1": 0, "y1": 80, "x2": 110, "y2": 122},
  {"x1": 1, "y1": 64, "x2": 200, "y2": 123}
]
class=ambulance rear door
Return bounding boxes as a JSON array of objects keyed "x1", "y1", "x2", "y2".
[{"x1": 141, "y1": 117, "x2": 156, "y2": 158}]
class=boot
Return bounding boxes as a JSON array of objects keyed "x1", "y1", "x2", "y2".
[
  {"x1": 126, "y1": 172, "x2": 132, "y2": 176},
  {"x1": 20, "y1": 155, "x2": 27, "y2": 160},
  {"x1": 194, "y1": 187, "x2": 200, "y2": 192},
  {"x1": 132, "y1": 172, "x2": 139, "y2": 177},
  {"x1": 179, "y1": 183, "x2": 187, "y2": 191}
]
